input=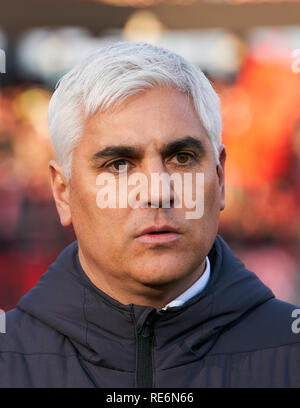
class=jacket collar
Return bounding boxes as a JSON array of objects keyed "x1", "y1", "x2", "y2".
[{"x1": 17, "y1": 235, "x2": 274, "y2": 371}]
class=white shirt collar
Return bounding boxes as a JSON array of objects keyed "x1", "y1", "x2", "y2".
[{"x1": 161, "y1": 256, "x2": 211, "y2": 310}]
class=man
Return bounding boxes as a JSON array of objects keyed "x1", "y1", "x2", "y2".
[{"x1": 1, "y1": 42, "x2": 300, "y2": 388}]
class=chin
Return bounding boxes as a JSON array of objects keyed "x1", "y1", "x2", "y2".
[{"x1": 131, "y1": 262, "x2": 189, "y2": 288}]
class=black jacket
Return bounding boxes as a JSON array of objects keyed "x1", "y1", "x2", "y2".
[{"x1": 1, "y1": 235, "x2": 300, "y2": 388}]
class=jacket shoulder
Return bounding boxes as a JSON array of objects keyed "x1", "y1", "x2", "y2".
[
  {"x1": 211, "y1": 298, "x2": 300, "y2": 355},
  {"x1": 0, "y1": 308, "x2": 75, "y2": 356}
]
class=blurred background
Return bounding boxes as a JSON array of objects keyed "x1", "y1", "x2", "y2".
[{"x1": 1, "y1": 0, "x2": 300, "y2": 310}]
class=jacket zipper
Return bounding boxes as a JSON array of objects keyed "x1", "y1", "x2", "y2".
[{"x1": 136, "y1": 314, "x2": 156, "y2": 388}]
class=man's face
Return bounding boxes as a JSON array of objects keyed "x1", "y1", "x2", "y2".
[{"x1": 53, "y1": 87, "x2": 225, "y2": 295}]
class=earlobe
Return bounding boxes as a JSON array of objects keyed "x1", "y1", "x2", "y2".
[{"x1": 48, "y1": 160, "x2": 72, "y2": 227}]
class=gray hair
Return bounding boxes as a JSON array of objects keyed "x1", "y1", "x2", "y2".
[{"x1": 48, "y1": 41, "x2": 222, "y2": 180}]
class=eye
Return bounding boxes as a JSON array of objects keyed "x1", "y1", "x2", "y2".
[
  {"x1": 172, "y1": 152, "x2": 195, "y2": 165},
  {"x1": 106, "y1": 159, "x2": 130, "y2": 173}
]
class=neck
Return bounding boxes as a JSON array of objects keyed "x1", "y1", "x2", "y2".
[{"x1": 78, "y1": 247, "x2": 207, "y2": 310}]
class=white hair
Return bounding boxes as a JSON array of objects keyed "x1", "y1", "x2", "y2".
[{"x1": 48, "y1": 41, "x2": 222, "y2": 180}]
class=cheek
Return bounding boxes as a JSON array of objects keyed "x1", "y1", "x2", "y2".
[
  {"x1": 190, "y1": 174, "x2": 220, "y2": 236},
  {"x1": 184, "y1": 168, "x2": 220, "y2": 213},
  {"x1": 204, "y1": 166, "x2": 221, "y2": 207},
  {"x1": 203, "y1": 180, "x2": 221, "y2": 240},
  {"x1": 70, "y1": 181, "x2": 131, "y2": 245},
  {"x1": 69, "y1": 177, "x2": 98, "y2": 222}
]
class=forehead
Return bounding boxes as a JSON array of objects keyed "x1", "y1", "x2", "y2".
[{"x1": 80, "y1": 87, "x2": 211, "y2": 153}]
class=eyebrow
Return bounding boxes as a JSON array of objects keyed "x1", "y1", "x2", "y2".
[
  {"x1": 91, "y1": 145, "x2": 143, "y2": 162},
  {"x1": 160, "y1": 136, "x2": 206, "y2": 158},
  {"x1": 91, "y1": 136, "x2": 206, "y2": 163}
]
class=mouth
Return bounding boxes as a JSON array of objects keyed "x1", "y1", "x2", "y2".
[{"x1": 135, "y1": 225, "x2": 182, "y2": 245}]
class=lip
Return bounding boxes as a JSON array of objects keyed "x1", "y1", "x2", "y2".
[
  {"x1": 135, "y1": 225, "x2": 182, "y2": 245},
  {"x1": 138, "y1": 225, "x2": 180, "y2": 236}
]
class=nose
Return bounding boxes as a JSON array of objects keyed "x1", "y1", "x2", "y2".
[{"x1": 141, "y1": 157, "x2": 176, "y2": 209}]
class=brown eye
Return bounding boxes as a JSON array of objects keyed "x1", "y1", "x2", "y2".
[
  {"x1": 112, "y1": 159, "x2": 128, "y2": 170},
  {"x1": 175, "y1": 153, "x2": 191, "y2": 164},
  {"x1": 107, "y1": 159, "x2": 129, "y2": 172}
]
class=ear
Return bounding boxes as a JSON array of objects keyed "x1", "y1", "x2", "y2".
[
  {"x1": 216, "y1": 145, "x2": 226, "y2": 211},
  {"x1": 49, "y1": 160, "x2": 72, "y2": 227}
]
